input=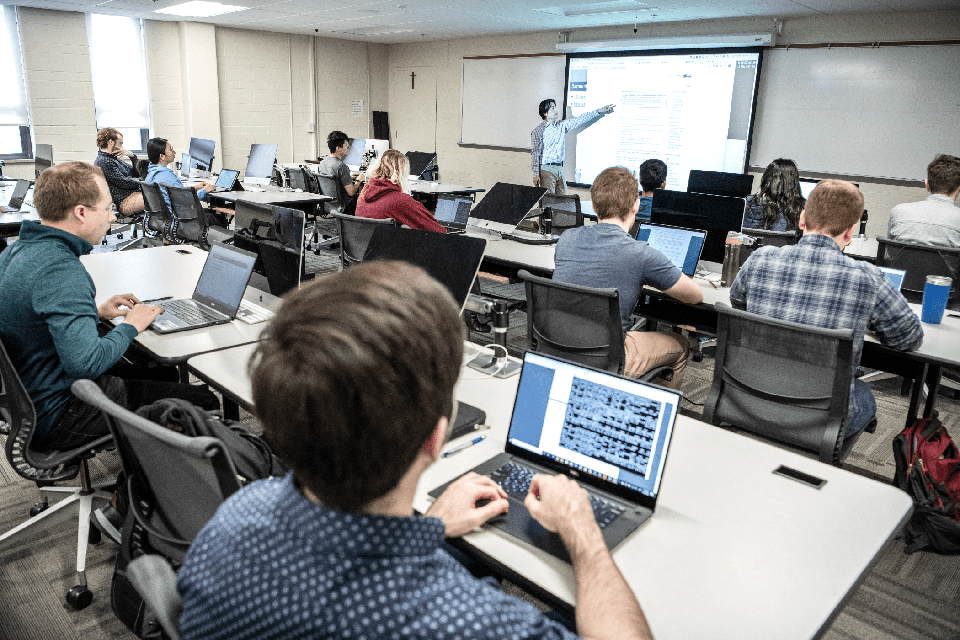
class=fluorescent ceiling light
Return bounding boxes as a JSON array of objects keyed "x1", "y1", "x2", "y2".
[
  {"x1": 536, "y1": 1, "x2": 657, "y2": 18},
  {"x1": 155, "y1": 1, "x2": 248, "y2": 18}
]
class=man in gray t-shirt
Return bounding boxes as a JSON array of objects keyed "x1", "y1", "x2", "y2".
[
  {"x1": 317, "y1": 130, "x2": 365, "y2": 214},
  {"x1": 553, "y1": 167, "x2": 703, "y2": 388}
]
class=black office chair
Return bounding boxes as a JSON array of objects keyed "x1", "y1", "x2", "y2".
[
  {"x1": 0, "y1": 339, "x2": 113, "y2": 610},
  {"x1": 702, "y1": 302, "x2": 874, "y2": 466},
  {"x1": 875, "y1": 235, "x2": 960, "y2": 303},
  {"x1": 518, "y1": 270, "x2": 672, "y2": 383},
  {"x1": 738, "y1": 228, "x2": 800, "y2": 266},
  {"x1": 332, "y1": 213, "x2": 394, "y2": 269},
  {"x1": 317, "y1": 173, "x2": 348, "y2": 216},
  {"x1": 140, "y1": 181, "x2": 174, "y2": 244},
  {"x1": 127, "y1": 555, "x2": 184, "y2": 640},
  {"x1": 70, "y1": 380, "x2": 242, "y2": 565},
  {"x1": 163, "y1": 184, "x2": 233, "y2": 250},
  {"x1": 286, "y1": 167, "x2": 308, "y2": 191},
  {"x1": 540, "y1": 193, "x2": 584, "y2": 236}
]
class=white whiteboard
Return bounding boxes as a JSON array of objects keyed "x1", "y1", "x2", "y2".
[
  {"x1": 460, "y1": 55, "x2": 566, "y2": 149},
  {"x1": 750, "y1": 45, "x2": 960, "y2": 181}
]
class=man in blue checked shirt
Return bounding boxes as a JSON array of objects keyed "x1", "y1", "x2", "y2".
[
  {"x1": 731, "y1": 179, "x2": 923, "y2": 438},
  {"x1": 531, "y1": 99, "x2": 614, "y2": 194}
]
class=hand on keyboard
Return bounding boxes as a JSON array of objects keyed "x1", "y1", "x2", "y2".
[
  {"x1": 524, "y1": 473, "x2": 602, "y2": 542},
  {"x1": 425, "y1": 471, "x2": 508, "y2": 537}
]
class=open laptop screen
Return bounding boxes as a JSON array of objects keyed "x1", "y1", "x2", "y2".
[
  {"x1": 507, "y1": 352, "x2": 678, "y2": 500},
  {"x1": 192, "y1": 244, "x2": 257, "y2": 315},
  {"x1": 633, "y1": 223, "x2": 706, "y2": 276},
  {"x1": 878, "y1": 266, "x2": 906, "y2": 291},
  {"x1": 434, "y1": 194, "x2": 472, "y2": 227},
  {"x1": 214, "y1": 169, "x2": 239, "y2": 190}
]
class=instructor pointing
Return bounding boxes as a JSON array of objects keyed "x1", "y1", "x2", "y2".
[{"x1": 531, "y1": 99, "x2": 615, "y2": 194}]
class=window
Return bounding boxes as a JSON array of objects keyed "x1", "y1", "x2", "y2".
[
  {"x1": 0, "y1": 6, "x2": 32, "y2": 159},
  {"x1": 87, "y1": 14, "x2": 151, "y2": 154}
]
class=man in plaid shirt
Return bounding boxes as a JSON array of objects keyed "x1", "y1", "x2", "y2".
[
  {"x1": 730, "y1": 179, "x2": 923, "y2": 437},
  {"x1": 531, "y1": 99, "x2": 614, "y2": 195}
]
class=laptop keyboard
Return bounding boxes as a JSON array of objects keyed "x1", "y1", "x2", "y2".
[
  {"x1": 488, "y1": 462, "x2": 625, "y2": 529},
  {"x1": 159, "y1": 299, "x2": 221, "y2": 325},
  {"x1": 236, "y1": 299, "x2": 275, "y2": 325}
]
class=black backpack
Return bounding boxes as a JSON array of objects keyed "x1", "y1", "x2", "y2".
[
  {"x1": 892, "y1": 416, "x2": 960, "y2": 554},
  {"x1": 112, "y1": 399, "x2": 285, "y2": 638}
]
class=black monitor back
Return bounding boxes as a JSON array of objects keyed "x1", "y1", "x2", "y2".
[
  {"x1": 470, "y1": 182, "x2": 546, "y2": 225},
  {"x1": 687, "y1": 170, "x2": 754, "y2": 198},
  {"x1": 651, "y1": 190, "x2": 746, "y2": 264},
  {"x1": 363, "y1": 226, "x2": 486, "y2": 311},
  {"x1": 234, "y1": 200, "x2": 275, "y2": 238},
  {"x1": 272, "y1": 206, "x2": 305, "y2": 254},
  {"x1": 35, "y1": 143, "x2": 53, "y2": 176},
  {"x1": 405, "y1": 151, "x2": 436, "y2": 179},
  {"x1": 188, "y1": 137, "x2": 215, "y2": 170}
]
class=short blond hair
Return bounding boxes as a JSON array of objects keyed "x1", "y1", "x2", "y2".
[{"x1": 369, "y1": 150, "x2": 410, "y2": 195}]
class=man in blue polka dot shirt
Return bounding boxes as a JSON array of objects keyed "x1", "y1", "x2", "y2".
[{"x1": 177, "y1": 261, "x2": 653, "y2": 640}]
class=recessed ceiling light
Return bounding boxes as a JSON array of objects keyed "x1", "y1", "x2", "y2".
[{"x1": 155, "y1": 1, "x2": 248, "y2": 18}]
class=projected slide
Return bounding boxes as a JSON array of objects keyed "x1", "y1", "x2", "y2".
[{"x1": 566, "y1": 50, "x2": 761, "y2": 191}]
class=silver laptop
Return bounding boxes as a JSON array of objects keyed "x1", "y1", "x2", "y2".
[
  {"x1": 180, "y1": 154, "x2": 191, "y2": 179},
  {"x1": 149, "y1": 245, "x2": 257, "y2": 334},
  {"x1": 434, "y1": 194, "x2": 473, "y2": 234},
  {"x1": 430, "y1": 351, "x2": 679, "y2": 563},
  {"x1": 0, "y1": 180, "x2": 31, "y2": 213},
  {"x1": 633, "y1": 222, "x2": 707, "y2": 277}
]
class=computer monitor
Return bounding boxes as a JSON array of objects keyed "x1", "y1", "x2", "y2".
[
  {"x1": 363, "y1": 226, "x2": 487, "y2": 313},
  {"x1": 188, "y1": 137, "x2": 215, "y2": 171},
  {"x1": 798, "y1": 177, "x2": 858, "y2": 200},
  {"x1": 650, "y1": 190, "x2": 746, "y2": 265},
  {"x1": 405, "y1": 151, "x2": 436, "y2": 179},
  {"x1": 687, "y1": 170, "x2": 754, "y2": 198},
  {"x1": 343, "y1": 138, "x2": 366, "y2": 167},
  {"x1": 271, "y1": 206, "x2": 305, "y2": 254},
  {"x1": 180, "y1": 154, "x2": 192, "y2": 179},
  {"x1": 35, "y1": 144, "x2": 53, "y2": 177},
  {"x1": 245, "y1": 143, "x2": 278, "y2": 180},
  {"x1": 467, "y1": 182, "x2": 547, "y2": 235}
]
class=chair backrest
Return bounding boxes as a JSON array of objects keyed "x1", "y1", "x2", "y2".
[
  {"x1": 164, "y1": 184, "x2": 210, "y2": 248},
  {"x1": 333, "y1": 213, "x2": 394, "y2": 269},
  {"x1": 317, "y1": 173, "x2": 346, "y2": 216},
  {"x1": 287, "y1": 167, "x2": 308, "y2": 191},
  {"x1": 126, "y1": 555, "x2": 183, "y2": 640},
  {"x1": 302, "y1": 166, "x2": 321, "y2": 194},
  {"x1": 738, "y1": 228, "x2": 800, "y2": 266},
  {"x1": 876, "y1": 235, "x2": 960, "y2": 301},
  {"x1": 540, "y1": 193, "x2": 583, "y2": 235},
  {"x1": 518, "y1": 269, "x2": 625, "y2": 374},
  {"x1": 0, "y1": 339, "x2": 106, "y2": 483},
  {"x1": 140, "y1": 181, "x2": 173, "y2": 238},
  {"x1": 702, "y1": 302, "x2": 856, "y2": 465},
  {"x1": 71, "y1": 379, "x2": 242, "y2": 563}
]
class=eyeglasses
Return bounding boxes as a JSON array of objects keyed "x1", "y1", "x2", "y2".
[{"x1": 83, "y1": 202, "x2": 118, "y2": 214}]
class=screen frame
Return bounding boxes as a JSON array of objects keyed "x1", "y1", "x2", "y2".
[{"x1": 562, "y1": 46, "x2": 765, "y2": 190}]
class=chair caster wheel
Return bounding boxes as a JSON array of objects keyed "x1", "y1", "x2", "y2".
[
  {"x1": 692, "y1": 351, "x2": 704, "y2": 363},
  {"x1": 29, "y1": 502, "x2": 48, "y2": 517},
  {"x1": 66, "y1": 585, "x2": 93, "y2": 610},
  {"x1": 88, "y1": 525, "x2": 102, "y2": 545}
]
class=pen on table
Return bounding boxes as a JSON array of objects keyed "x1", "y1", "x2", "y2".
[
  {"x1": 141, "y1": 296, "x2": 172, "y2": 304},
  {"x1": 442, "y1": 435, "x2": 486, "y2": 458},
  {"x1": 949, "y1": 313, "x2": 960, "y2": 319}
]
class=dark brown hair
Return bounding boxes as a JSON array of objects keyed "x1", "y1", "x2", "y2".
[
  {"x1": 927, "y1": 154, "x2": 960, "y2": 196},
  {"x1": 250, "y1": 261, "x2": 464, "y2": 512},
  {"x1": 33, "y1": 162, "x2": 106, "y2": 223},
  {"x1": 804, "y1": 179, "x2": 864, "y2": 237},
  {"x1": 96, "y1": 127, "x2": 121, "y2": 149},
  {"x1": 753, "y1": 158, "x2": 805, "y2": 231},
  {"x1": 591, "y1": 166, "x2": 639, "y2": 221}
]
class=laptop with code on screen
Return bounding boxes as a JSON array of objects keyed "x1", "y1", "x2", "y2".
[
  {"x1": 878, "y1": 266, "x2": 907, "y2": 291},
  {"x1": 633, "y1": 222, "x2": 706, "y2": 276},
  {"x1": 429, "y1": 351, "x2": 679, "y2": 562},
  {"x1": 433, "y1": 194, "x2": 473, "y2": 233}
]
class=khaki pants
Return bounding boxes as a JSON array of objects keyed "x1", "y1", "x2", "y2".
[
  {"x1": 539, "y1": 164, "x2": 566, "y2": 195},
  {"x1": 624, "y1": 330, "x2": 689, "y2": 390}
]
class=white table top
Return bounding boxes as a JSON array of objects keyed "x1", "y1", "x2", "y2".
[
  {"x1": 80, "y1": 245, "x2": 279, "y2": 365},
  {"x1": 207, "y1": 190, "x2": 331, "y2": 206},
  {"x1": 409, "y1": 180, "x2": 485, "y2": 194},
  {"x1": 186, "y1": 340, "x2": 911, "y2": 640},
  {"x1": 465, "y1": 228, "x2": 556, "y2": 273},
  {"x1": 843, "y1": 236, "x2": 878, "y2": 260}
]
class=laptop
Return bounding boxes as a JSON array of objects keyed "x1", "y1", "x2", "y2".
[
  {"x1": 0, "y1": 180, "x2": 31, "y2": 213},
  {"x1": 430, "y1": 351, "x2": 679, "y2": 562},
  {"x1": 148, "y1": 244, "x2": 258, "y2": 334},
  {"x1": 209, "y1": 169, "x2": 240, "y2": 193},
  {"x1": 434, "y1": 194, "x2": 473, "y2": 234},
  {"x1": 878, "y1": 266, "x2": 907, "y2": 291},
  {"x1": 467, "y1": 182, "x2": 547, "y2": 235},
  {"x1": 633, "y1": 222, "x2": 707, "y2": 277},
  {"x1": 180, "y1": 154, "x2": 192, "y2": 179}
]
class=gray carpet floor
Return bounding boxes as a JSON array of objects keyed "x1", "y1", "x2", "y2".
[{"x1": 3, "y1": 279, "x2": 960, "y2": 638}]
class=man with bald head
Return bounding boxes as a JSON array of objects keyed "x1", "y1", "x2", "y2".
[{"x1": 730, "y1": 179, "x2": 923, "y2": 437}]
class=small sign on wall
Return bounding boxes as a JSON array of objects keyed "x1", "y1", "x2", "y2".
[{"x1": 352, "y1": 100, "x2": 363, "y2": 118}]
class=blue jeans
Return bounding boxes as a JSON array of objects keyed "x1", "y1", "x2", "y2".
[{"x1": 846, "y1": 379, "x2": 877, "y2": 437}]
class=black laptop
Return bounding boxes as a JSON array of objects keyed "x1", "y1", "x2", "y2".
[
  {"x1": 433, "y1": 194, "x2": 473, "y2": 234},
  {"x1": 430, "y1": 351, "x2": 679, "y2": 562},
  {"x1": 0, "y1": 180, "x2": 31, "y2": 213}
]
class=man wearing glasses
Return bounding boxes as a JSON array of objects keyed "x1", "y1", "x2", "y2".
[{"x1": 0, "y1": 162, "x2": 218, "y2": 459}]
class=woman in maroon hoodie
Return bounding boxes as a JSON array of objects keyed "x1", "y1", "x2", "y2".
[{"x1": 356, "y1": 150, "x2": 445, "y2": 233}]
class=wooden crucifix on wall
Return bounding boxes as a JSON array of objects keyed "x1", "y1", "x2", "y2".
[{"x1": 410, "y1": 71, "x2": 416, "y2": 89}]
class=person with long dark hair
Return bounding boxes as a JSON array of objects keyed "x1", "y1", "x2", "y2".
[{"x1": 743, "y1": 158, "x2": 805, "y2": 232}]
